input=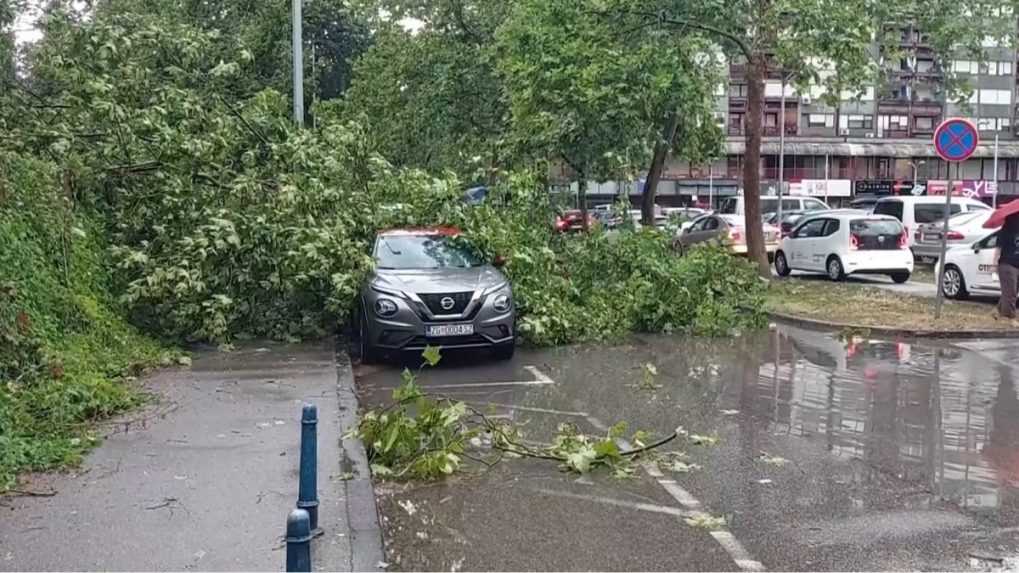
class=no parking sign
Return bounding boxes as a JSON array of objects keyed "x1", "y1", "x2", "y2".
[
  {"x1": 934, "y1": 118, "x2": 979, "y2": 162},
  {"x1": 933, "y1": 118, "x2": 980, "y2": 318}
]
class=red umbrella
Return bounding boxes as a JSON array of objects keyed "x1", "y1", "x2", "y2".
[{"x1": 984, "y1": 200, "x2": 1019, "y2": 228}]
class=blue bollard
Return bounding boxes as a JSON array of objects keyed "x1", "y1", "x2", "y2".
[
  {"x1": 285, "y1": 508, "x2": 312, "y2": 572},
  {"x1": 297, "y1": 403, "x2": 319, "y2": 531}
]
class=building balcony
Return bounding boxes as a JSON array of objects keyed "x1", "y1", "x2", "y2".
[{"x1": 763, "y1": 125, "x2": 799, "y2": 136}]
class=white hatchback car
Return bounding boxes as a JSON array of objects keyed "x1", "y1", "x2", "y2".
[
  {"x1": 936, "y1": 231, "x2": 1002, "y2": 299},
  {"x1": 775, "y1": 211, "x2": 914, "y2": 282}
]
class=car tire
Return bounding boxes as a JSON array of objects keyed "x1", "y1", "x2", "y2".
[
  {"x1": 826, "y1": 256, "x2": 846, "y2": 282},
  {"x1": 355, "y1": 305, "x2": 381, "y2": 364},
  {"x1": 942, "y1": 265, "x2": 969, "y2": 300},
  {"x1": 492, "y1": 341, "x2": 516, "y2": 361},
  {"x1": 890, "y1": 272, "x2": 911, "y2": 284},
  {"x1": 775, "y1": 251, "x2": 791, "y2": 277}
]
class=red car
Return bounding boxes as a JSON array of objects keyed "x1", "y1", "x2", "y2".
[{"x1": 555, "y1": 210, "x2": 594, "y2": 233}]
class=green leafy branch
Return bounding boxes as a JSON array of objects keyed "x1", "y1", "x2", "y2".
[{"x1": 353, "y1": 347, "x2": 701, "y2": 480}]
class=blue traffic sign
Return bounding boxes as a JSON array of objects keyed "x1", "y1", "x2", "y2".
[{"x1": 933, "y1": 118, "x2": 979, "y2": 162}]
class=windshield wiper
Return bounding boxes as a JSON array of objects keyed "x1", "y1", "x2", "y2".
[{"x1": 381, "y1": 239, "x2": 401, "y2": 256}]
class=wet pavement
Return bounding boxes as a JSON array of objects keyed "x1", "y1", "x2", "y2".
[
  {"x1": 0, "y1": 341, "x2": 358, "y2": 572},
  {"x1": 356, "y1": 327, "x2": 1019, "y2": 571}
]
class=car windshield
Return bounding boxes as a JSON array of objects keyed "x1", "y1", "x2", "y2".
[
  {"x1": 375, "y1": 235, "x2": 484, "y2": 269},
  {"x1": 850, "y1": 219, "x2": 902, "y2": 236}
]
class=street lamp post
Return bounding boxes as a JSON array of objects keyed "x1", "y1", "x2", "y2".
[
  {"x1": 292, "y1": 0, "x2": 304, "y2": 127},
  {"x1": 776, "y1": 76, "x2": 787, "y2": 222}
]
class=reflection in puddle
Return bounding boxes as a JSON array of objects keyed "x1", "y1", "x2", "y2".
[{"x1": 736, "y1": 324, "x2": 1019, "y2": 521}]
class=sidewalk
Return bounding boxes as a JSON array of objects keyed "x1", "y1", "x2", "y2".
[{"x1": 0, "y1": 340, "x2": 381, "y2": 571}]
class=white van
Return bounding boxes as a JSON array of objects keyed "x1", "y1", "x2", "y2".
[
  {"x1": 719, "y1": 195, "x2": 830, "y2": 218},
  {"x1": 872, "y1": 196, "x2": 990, "y2": 248}
]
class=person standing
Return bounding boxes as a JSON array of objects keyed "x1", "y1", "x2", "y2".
[{"x1": 996, "y1": 213, "x2": 1019, "y2": 319}]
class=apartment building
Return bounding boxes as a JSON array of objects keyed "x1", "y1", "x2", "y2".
[{"x1": 570, "y1": 24, "x2": 1019, "y2": 208}]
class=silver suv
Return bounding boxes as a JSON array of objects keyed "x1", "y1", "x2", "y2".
[{"x1": 354, "y1": 227, "x2": 515, "y2": 362}]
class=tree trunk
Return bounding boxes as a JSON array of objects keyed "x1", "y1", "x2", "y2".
[
  {"x1": 743, "y1": 52, "x2": 770, "y2": 277},
  {"x1": 642, "y1": 109, "x2": 680, "y2": 226},
  {"x1": 578, "y1": 175, "x2": 589, "y2": 231}
]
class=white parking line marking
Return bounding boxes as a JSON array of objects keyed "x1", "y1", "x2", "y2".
[
  {"x1": 475, "y1": 402, "x2": 589, "y2": 417},
  {"x1": 419, "y1": 365, "x2": 557, "y2": 390},
  {"x1": 586, "y1": 415, "x2": 765, "y2": 572},
  {"x1": 524, "y1": 365, "x2": 556, "y2": 384},
  {"x1": 534, "y1": 489, "x2": 695, "y2": 518},
  {"x1": 421, "y1": 379, "x2": 553, "y2": 389}
]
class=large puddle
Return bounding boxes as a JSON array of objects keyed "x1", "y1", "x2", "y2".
[{"x1": 752, "y1": 325, "x2": 1019, "y2": 520}]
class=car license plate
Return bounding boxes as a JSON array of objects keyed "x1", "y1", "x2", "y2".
[{"x1": 426, "y1": 323, "x2": 474, "y2": 337}]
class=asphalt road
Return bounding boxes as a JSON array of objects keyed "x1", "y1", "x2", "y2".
[{"x1": 356, "y1": 329, "x2": 1019, "y2": 571}]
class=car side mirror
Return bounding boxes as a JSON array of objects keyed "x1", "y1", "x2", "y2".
[
  {"x1": 493, "y1": 255, "x2": 507, "y2": 268},
  {"x1": 973, "y1": 244, "x2": 982, "y2": 253}
]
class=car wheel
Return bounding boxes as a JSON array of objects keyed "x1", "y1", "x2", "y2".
[
  {"x1": 890, "y1": 271, "x2": 911, "y2": 284},
  {"x1": 826, "y1": 256, "x2": 846, "y2": 282},
  {"x1": 492, "y1": 341, "x2": 516, "y2": 361},
  {"x1": 775, "y1": 251, "x2": 791, "y2": 277},
  {"x1": 942, "y1": 265, "x2": 969, "y2": 300},
  {"x1": 356, "y1": 305, "x2": 381, "y2": 364}
]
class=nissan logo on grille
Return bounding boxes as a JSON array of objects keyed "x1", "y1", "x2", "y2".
[{"x1": 440, "y1": 296, "x2": 456, "y2": 311}]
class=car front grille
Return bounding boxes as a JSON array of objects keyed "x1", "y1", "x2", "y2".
[
  {"x1": 407, "y1": 334, "x2": 489, "y2": 348},
  {"x1": 418, "y1": 291, "x2": 473, "y2": 315}
]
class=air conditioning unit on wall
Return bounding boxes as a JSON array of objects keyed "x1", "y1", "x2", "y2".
[
  {"x1": 801, "y1": 96, "x2": 812, "y2": 105},
  {"x1": 839, "y1": 128, "x2": 850, "y2": 136}
]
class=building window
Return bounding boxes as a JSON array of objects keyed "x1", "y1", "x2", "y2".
[
  {"x1": 807, "y1": 113, "x2": 834, "y2": 128},
  {"x1": 765, "y1": 113, "x2": 778, "y2": 127},
  {"x1": 971, "y1": 89, "x2": 1012, "y2": 105},
  {"x1": 845, "y1": 114, "x2": 873, "y2": 129},
  {"x1": 729, "y1": 113, "x2": 744, "y2": 131},
  {"x1": 879, "y1": 115, "x2": 909, "y2": 131},
  {"x1": 979, "y1": 117, "x2": 1012, "y2": 131},
  {"x1": 915, "y1": 116, "x2": 935, "y2": 131},
  {"x1": 953, "y1": 60, "x2": 976, "y2": 74},
  {"x1": 731, "y1": 83, "x2": 748, "y2": 98}
]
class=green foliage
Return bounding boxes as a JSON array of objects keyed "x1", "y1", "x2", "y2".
[
  {"x1": 2, "y1": 2, "x2": 765, "y2": 346},
  {"x1": 0, "y1": 152, "x2": 166, "y2": 489},
  {"x1": 338, "y1": 25, "x2": 507, "y2": 180},
  {"x1": 496, "y1": 0, "x2": 723, "y2": 180},
  {"x1": 357, "y1": 347, "x2": 477, "y2": 479},
  {"x1": 456, "y1": 185, "x2": 768, "y2": 345}
]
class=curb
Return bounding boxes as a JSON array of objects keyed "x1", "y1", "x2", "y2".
[
  {"x1": 335, "y1": 342, "x2": 386, "y2": 572},
  {"x1": 769, "y1": 311, "x2": 1019, "y2": 339}
]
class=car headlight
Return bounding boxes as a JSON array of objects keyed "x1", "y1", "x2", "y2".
[
  {"x1": 493, "y1": 293, "x2": 511, "y2": 312},
  {"x1": 374, "y1": 298, "x2": 398, "y2": 317}
]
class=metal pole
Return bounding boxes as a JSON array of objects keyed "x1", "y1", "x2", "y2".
[
  {"x1": 292, "y1": 0, "x2": 304, "y2": 127},
  {"x1": 994, "y1": 134, "x2": 1000, "y2": 208},
  {"x1": 286, "y1": 509, "x2": 312, "y2": 572},
  {"x1": 934, "y1": 166, "x2": 954, "y2": 319},
  {"x1": 708, "y1": 166, "x2": 714, "y2": 210},
  {"x1": 777, "y1": 77, "x2": 787, "y2": 221},
  {"x1": 824, "y1": 153, "x2": 830, "y2": 204},
  {"x1": 297, "y1": 404, "x2": 318, "y2": 531}
]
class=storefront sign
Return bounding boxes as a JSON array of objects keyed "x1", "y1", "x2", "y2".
[
  {"x1": 853, "y1": 180, "x2": 916, "y2": 195},
  {"x1": 926, "y1": 180, "x2": 998, "y2": 198},
  {"x1": 790, "y1": 179, "x2": 852, "y2": 197}
]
